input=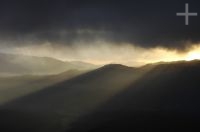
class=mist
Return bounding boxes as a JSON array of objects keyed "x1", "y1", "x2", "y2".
[{"x1": 1, "y1": 40, "x2": 200, "y2": 67}]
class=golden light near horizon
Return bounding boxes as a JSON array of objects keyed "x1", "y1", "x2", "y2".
[
  {"x1": 185, "y1": 45, "x2": 200, "y2": 61},
  {"x1": 186, "y1": 52, "x2": 200, "y2": 61},
  {"x1": 4, "y1": 41, "x2": 200, "y2": 67}
]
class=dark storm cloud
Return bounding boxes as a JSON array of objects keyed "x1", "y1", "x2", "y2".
[{"x1": 0, "y1": 0, "x2": 200, "y2": 50}]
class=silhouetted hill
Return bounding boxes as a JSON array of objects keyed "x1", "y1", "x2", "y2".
[
  {"x1": 3, "y1": 64, "x2": 140, "y2": 112},
  {"x1": 0, "y1": 61, "x2": 200, "y2": 131},
  {"x1": 0, "y1": 64, "x2": 142, "y2": 132},
  {"x1": 68, "y1": 60, "x2": 200, "y2": 131},
  {"x1": 0, "y1": 53, "x2": 97, "y2": 75}
]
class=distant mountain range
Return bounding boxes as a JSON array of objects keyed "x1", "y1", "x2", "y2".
[
  {"x1": 0, "y1": 53, "x2": 98, "y2": 75},
  {"x1": 0, "y1": 60, "x2": 200, "y2": 131}
]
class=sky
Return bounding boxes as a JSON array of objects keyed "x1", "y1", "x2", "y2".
[{"x1": 1, "y1": 0, "x2": 200, "y2": 66}]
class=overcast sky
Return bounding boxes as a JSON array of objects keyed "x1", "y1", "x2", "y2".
[
  {"x1": 0, "y1": 0, "x2": 200, "y2": 49},
  {"x1": 1, "y1": 0, "x2": 200, "y2": 65}
]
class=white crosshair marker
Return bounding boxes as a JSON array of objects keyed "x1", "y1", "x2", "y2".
[{"x1": 176, "y1": 3, "x2": 198, "y2": 25}]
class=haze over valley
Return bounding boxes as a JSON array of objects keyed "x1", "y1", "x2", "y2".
[{"x1": 1, "y1": 0, "x2": 200, "y2": 131}]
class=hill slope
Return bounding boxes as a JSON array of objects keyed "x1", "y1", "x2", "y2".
[
  {"x1": 0, "y1": 69, "x2": 84, "y2": 105},
  {"x1": 0, "y1": 61, "x2": 200, "y2": 131},
  {"x1": 69, "y1": 60, "x2": 200, "y2": 131},
  {"x1": 0, "y1": 64, "x2": 143, "y2": 132}
]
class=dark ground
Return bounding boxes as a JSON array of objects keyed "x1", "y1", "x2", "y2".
[{"x1": 0, "y1": 60, "x2": 200, "y2": 132}]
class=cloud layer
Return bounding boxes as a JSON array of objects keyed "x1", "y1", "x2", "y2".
[{"x1": 0, "y1": 0, "x2": 200, "y2": 50}]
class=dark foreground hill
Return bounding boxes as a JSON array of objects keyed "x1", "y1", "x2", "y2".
[
  {"x1": 0, "y1": 64, "x2": 141, "y2": 132},
  {"x1": 68, "y1": 60, "x2": 200, "y2": 131},
  {"x1": 0, "y1": 60, "x2": 200, "y2": 131}
]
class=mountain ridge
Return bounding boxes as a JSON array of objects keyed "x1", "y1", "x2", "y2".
[
  {"x1": 0, "y1": 53, "x2": 98, "y2": 75},
  {"x1": 1, "y1": 59, "x2": 200, "y2": 131}
]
